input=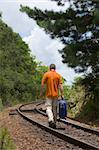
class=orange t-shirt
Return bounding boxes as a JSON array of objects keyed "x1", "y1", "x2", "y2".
[{"x1": 41, "y1": 70, "x2": 62, "y2": 97}]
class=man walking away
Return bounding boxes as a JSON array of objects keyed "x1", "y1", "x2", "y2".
[{"x1": 40, "y1": 64, "x2": 64, "y2": 129}]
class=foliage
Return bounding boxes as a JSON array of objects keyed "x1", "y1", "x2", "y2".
[
  {"x1": 0, "y1": 19, "x2": 48, "y2": 106},
  {"x1": 0, "y1": 98, "x2": 3, "y2": 111},
  {"x1": 31, "y1": 64, "x2": 48, "y2": 99},
  {"x1": 20, "y1": 1, "x2": 99, "y2": 75},
  {"x1": 0, "y1": 128, "x2": 16, "y2": 150},
  {"x1": 20, "y1": 0, "x2": 99, "y2": 121},
  {"x1": 66, "y1": 76, "x2": 99, "y2": 121},
  {"x1": 67, "y1": 77, "x2": 85, "y2": 116}
]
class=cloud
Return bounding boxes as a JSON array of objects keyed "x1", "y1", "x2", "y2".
[
  {"x1": 0, "y1": 1, "x2": 36, "y2": 37},
  {"x1": 23, "y1": 26, "x2": 77, "y2": 85},
  {"x1": 0, "y1": 0, "x2": 69, "y2": 36},
  {"x1": 0, "y1": 0, "x2": 80, "y2": 85}
]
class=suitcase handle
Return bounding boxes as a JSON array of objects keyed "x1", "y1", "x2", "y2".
[{"x1": 61, "y1": 96, "x2": 64, "y2": 100}]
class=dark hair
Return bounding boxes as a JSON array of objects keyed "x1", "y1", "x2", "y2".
[{"x1": 49, "y1": 64, "x2": 56, "y2": 70}]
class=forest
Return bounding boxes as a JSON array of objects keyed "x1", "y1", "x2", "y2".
[
  {"x1": 0, "y1": 0, "x2": 99, "y2": 124},
  {"x1": 0, "y1": 17, "x2": 49, "y2": 105}
]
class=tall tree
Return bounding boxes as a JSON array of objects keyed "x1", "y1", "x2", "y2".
[
  {"x1": 20, "y1": 0, "x2": 98, "y2": 75},
  {"x1": 20, "y1": 0, "x2": 99, "y2": 120},
  {"x1": 0, "y1": 18, "x2": 47, "y2": 105}
]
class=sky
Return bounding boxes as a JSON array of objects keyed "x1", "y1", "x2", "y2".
[{"x1": 0, "y1": 0, "x2": 81, "y2": 85}]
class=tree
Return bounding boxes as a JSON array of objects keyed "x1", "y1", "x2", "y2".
[
  {"x1": 20, "y1": 0, "x2": 98, "y2": 75},
  {"x1": 0, "y1": 18, "x2": 48, "y2": 105},
  {"x1": 20, "y1": 0, "x2": 99, "y2": 121}
]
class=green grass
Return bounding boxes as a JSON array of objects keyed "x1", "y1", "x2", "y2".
[
  {"x1": 0, "y1": 128, "x2": 16, "y2": 150},
  {"x1": 0, "y1": 99, "x2": 3, "y2": 111}
]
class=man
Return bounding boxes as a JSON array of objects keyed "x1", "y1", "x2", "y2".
[{"x1": 40, "y1": 64, "x2": 64, "y2": 129}]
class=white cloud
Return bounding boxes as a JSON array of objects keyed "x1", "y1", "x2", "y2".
[
  {"x1": 23, "y1": 26, "x2": 77, "y2": 85},
  {"x1": 0, "y1": 0, "x2": 80, "y2": 85},
  {"x1": 0, "y1": 0, "x2": 69, "y2": 36},
  {"x1": 0, "y1": 1, "x2": 36, "y2": 36},
  {"x1": 0, "y1": 0, "x2": 69, "y2": 12}
]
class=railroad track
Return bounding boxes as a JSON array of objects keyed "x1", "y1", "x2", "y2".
[
  {"x1": 17, "y1": 101, "x2": 99, "y2": 150},
  {"x1": 36, "y1": 103, "x2": 99, "y2": 136}
]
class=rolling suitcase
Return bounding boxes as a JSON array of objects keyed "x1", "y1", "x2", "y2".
[{"x1": 59, "y1": 98, "x2": 67, "y2": 119}]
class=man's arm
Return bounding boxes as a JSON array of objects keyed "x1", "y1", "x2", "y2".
[
  {"x1": 40, "y1": 73, "x2": 47, "y2": 97},
  {"x1": 58, "y1": 75, "x2": 64, "y2": 98},
  {"x1": 59, "y1": 83, "x2": 64, "y2": 99},
  {"x1": 40, "y1": 84, "x2": 44, "y2": 97}
]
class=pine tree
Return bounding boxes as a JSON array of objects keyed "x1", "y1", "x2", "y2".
[{"x1": 20, "y1": 0, "x2": 99, "y2": 120}]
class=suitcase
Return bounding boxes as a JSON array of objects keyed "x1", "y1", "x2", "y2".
[{"x1": 59, "y1": 98, "x2": 67, "y2": 119}]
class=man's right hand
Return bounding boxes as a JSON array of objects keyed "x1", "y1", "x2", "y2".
[
  {"x1": 58, "y1": 95, "x2": 64, "y2": 100},
  {"x1": 61, "y1": 95, "x2": 64, "y2": 99}
]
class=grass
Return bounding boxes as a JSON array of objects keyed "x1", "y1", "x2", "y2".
[
  {"x1": 0, "y1": 99, "x2": 3, "y2": 111},
  {"x1": 0, "y1": 127, "x2": 16, "y2": 150}
]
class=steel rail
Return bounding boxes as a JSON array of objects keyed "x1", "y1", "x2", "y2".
[
  {"x1": 36, "y1": 107, "x2": 99, "y2": 136},
  {"x1": 18, "y1": 101, "x2": 99, "y2": 136},
  {"x1": 17, "y1": 104, "x2": 99, "y2": 150},
  {"x1": 19, "y1": 101, "x2": 44, "y2": 112}
]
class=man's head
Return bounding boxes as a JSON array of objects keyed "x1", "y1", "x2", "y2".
[{"x1": 49, "y1": 64, "x2": 56, "y2": 70}]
